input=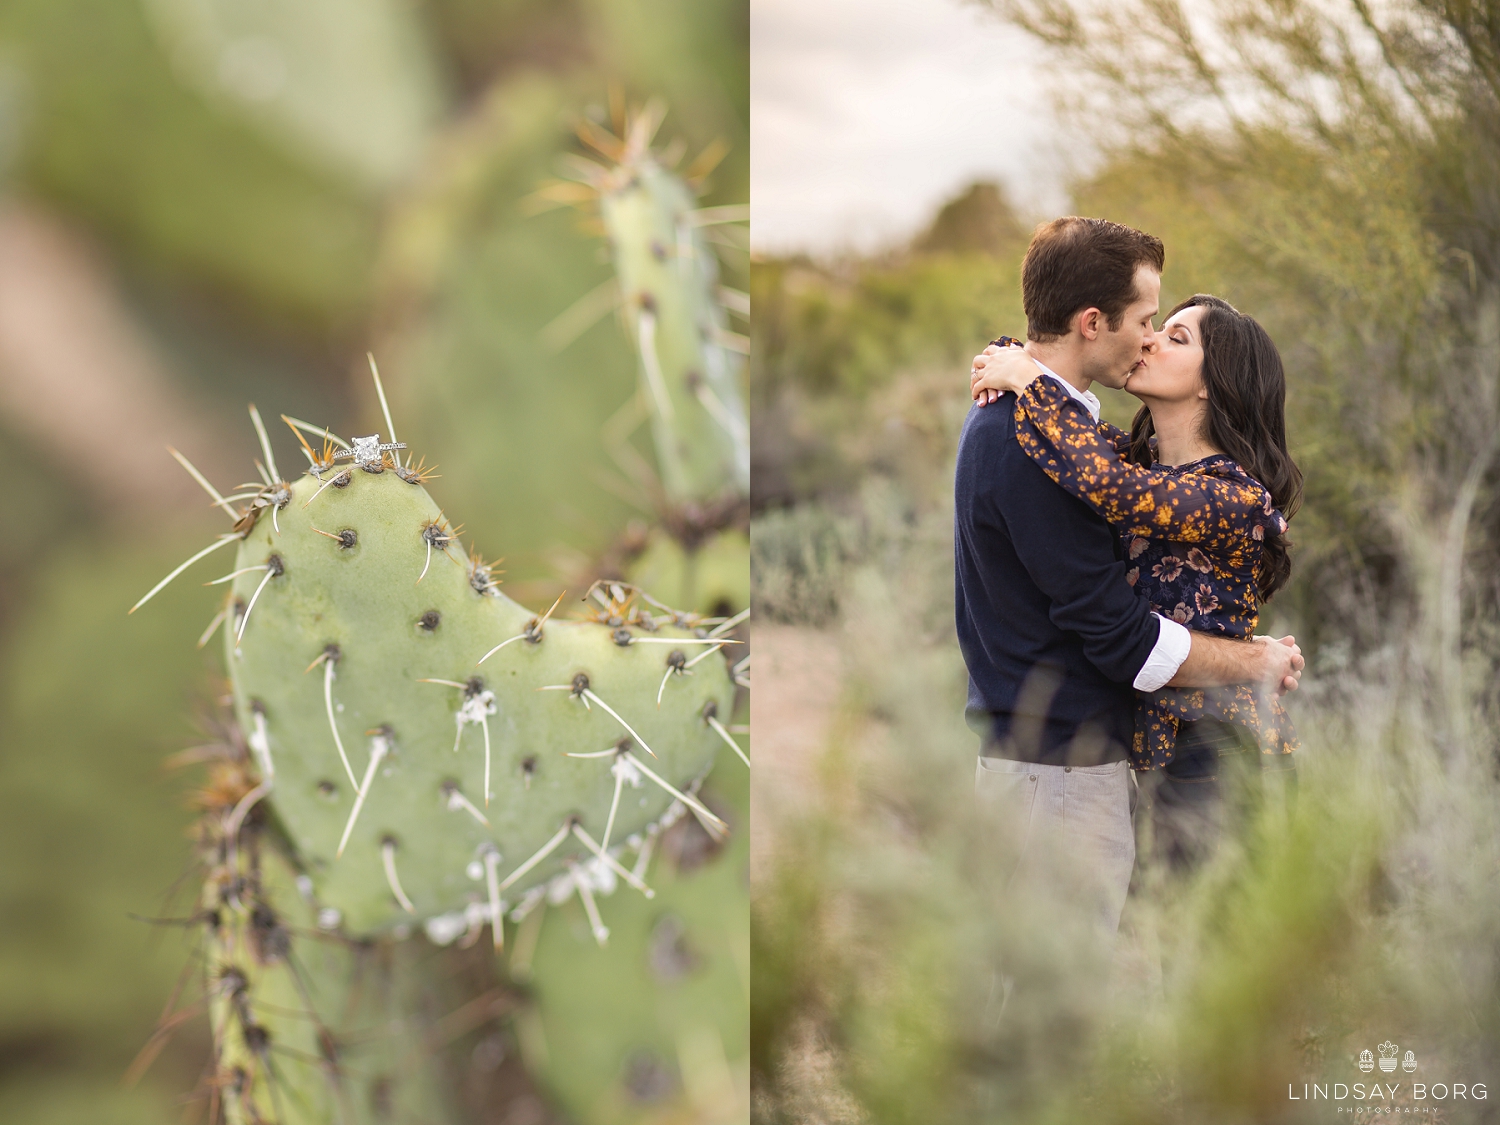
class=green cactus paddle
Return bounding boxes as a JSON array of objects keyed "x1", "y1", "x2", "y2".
[{"x1": 133, "y1": 394, "x2": 740, "y2": 943}]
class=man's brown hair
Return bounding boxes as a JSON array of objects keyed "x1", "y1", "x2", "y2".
[{"x1": 1021, "y1": 217, "x2": 1165, "y2": 342}]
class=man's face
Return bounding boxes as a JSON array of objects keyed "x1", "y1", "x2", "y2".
[{"x1": 1081, "y1": 265, "x2": 1160, "y2": 390}]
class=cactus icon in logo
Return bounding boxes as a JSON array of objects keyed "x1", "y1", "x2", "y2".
[
  {"x1": 1359, "y1": 1049, "x2": 1375, "y2": 1073},
  {"x1": 1402, "y1": 1050, "x2": 1417, "y2": 1073},
  {"x1": 1378, "y1": 1042, "x2": 1399, "y2": 1073}
]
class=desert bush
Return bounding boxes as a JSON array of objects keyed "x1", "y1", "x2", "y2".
[{"x1": 752, "y1": 491, "x2": 1500, "y2": 1123}]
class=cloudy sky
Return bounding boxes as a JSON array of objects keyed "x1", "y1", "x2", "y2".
[{"x1": 750, "y1": 0, "x2": 1082, "y2": 255}]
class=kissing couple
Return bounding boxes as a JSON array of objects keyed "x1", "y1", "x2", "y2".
[{"x1": 954, "y1": 217, "x2": 1305, "y2": 953}]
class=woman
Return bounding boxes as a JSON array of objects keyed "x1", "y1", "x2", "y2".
[{"x1": 970, "y1": 294, "x2": 1303, "y2": 869}]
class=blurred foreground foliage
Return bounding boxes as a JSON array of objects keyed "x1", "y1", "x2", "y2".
[
  {"x1": 752, "y1": 0, "x2": 1500, "y2": 1120},
  {"x1": 753, "y1": 481, "x2": 1500, "y2": 1123}
]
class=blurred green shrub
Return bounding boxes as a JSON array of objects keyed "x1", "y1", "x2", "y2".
[
  {"x1": 0, "y1": 531, "x2": 222, "y2": 1119},
  {"x1": 750, "y1": 186, "x2": 1028, "y2": 515},
  {"x1": 144, "y1": 0, "x2": 443, "y2": 190},
  {"x1": 0, "y1": 0, "x2": 391, "y2": 331},
  {"x1": 750, "y1": 503, "x2": 859, "y2": 626},
  {"x1": 751, "y1": 241, "x2": 1025, "y2": 403},
  {"x1": 913, "y1": 180, "x2": 1029, "y2": 258}
]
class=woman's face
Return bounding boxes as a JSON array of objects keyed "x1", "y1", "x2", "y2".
[{"x1": 1124, "y1": 304, "x2": 1208, "y2": 405}]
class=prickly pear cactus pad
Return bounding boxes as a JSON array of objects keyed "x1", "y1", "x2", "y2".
[
  {"x1": 133, "y1": 401, "x2": 740, "y2": 941},
  {"x1": 224, "y1": 468, "x2": 734, "y2": 936},
  {"x1": 599, "y1": 155, "x2": 748, "y2": 504},
  {"x1": 538, "y1": 103, "x2": 750, "y2": 510}
]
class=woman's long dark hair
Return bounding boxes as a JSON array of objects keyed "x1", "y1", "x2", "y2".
[{"x1": 1127, "y1": 294, "x2": 1304, "y2": 601}]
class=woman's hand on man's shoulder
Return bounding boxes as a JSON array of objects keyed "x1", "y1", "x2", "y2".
[{"x1": 971, "y1": 338, "x2": 1035, "y2": 406}]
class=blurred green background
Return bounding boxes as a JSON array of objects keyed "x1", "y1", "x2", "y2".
[
  {"x1": 0, "y1": 1, "x2": 744, "y2": 1120},
  {"x1": 750, "y1": 1, "x2": 1500, "y2": 1121}
]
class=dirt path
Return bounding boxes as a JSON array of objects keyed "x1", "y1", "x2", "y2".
[{"x1": 750, "y1": 624, "x2": 843, "y2": 882}]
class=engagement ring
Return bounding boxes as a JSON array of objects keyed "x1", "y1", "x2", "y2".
[{"x1": 336, "y1": 434, "x2": 408, "y2": 467}]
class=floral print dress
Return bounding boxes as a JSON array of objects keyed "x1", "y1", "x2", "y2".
[{"x1": 1009, "y1": 370, "x2": 1298, "y2": 770}]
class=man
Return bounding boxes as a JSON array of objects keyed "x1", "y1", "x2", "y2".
[{"x1": 953, "y1": 216, "x2": 1302, "y2": 943}]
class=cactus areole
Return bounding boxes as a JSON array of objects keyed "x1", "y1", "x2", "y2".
[{"x1": 180, "y1": 421, "x2": 736, "y2": 938}]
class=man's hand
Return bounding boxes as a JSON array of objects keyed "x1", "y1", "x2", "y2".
[
  {"x1": 1169, "y1": 631, "x2": 1304, "y2": 694},
  {"x1": 1258, "y1": 634, "x2": 1304, "y2": 696}
]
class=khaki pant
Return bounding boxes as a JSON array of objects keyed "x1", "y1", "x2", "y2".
[{"x1": 973, "y1": 756, "x2": 1136, "y2": 943}]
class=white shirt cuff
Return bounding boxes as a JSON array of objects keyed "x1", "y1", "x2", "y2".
[{"x1": 1134, "y1": 614, "x2": 1192, "y2": 692}]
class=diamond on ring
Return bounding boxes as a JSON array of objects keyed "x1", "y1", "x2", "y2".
[{"x1": 337, "y1": 434, "x2": 408, "y2": 467}]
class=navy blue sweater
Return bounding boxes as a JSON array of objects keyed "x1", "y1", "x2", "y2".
[{"x1": 954, "y1": 392, "x2": 1160, "y2": 764}]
